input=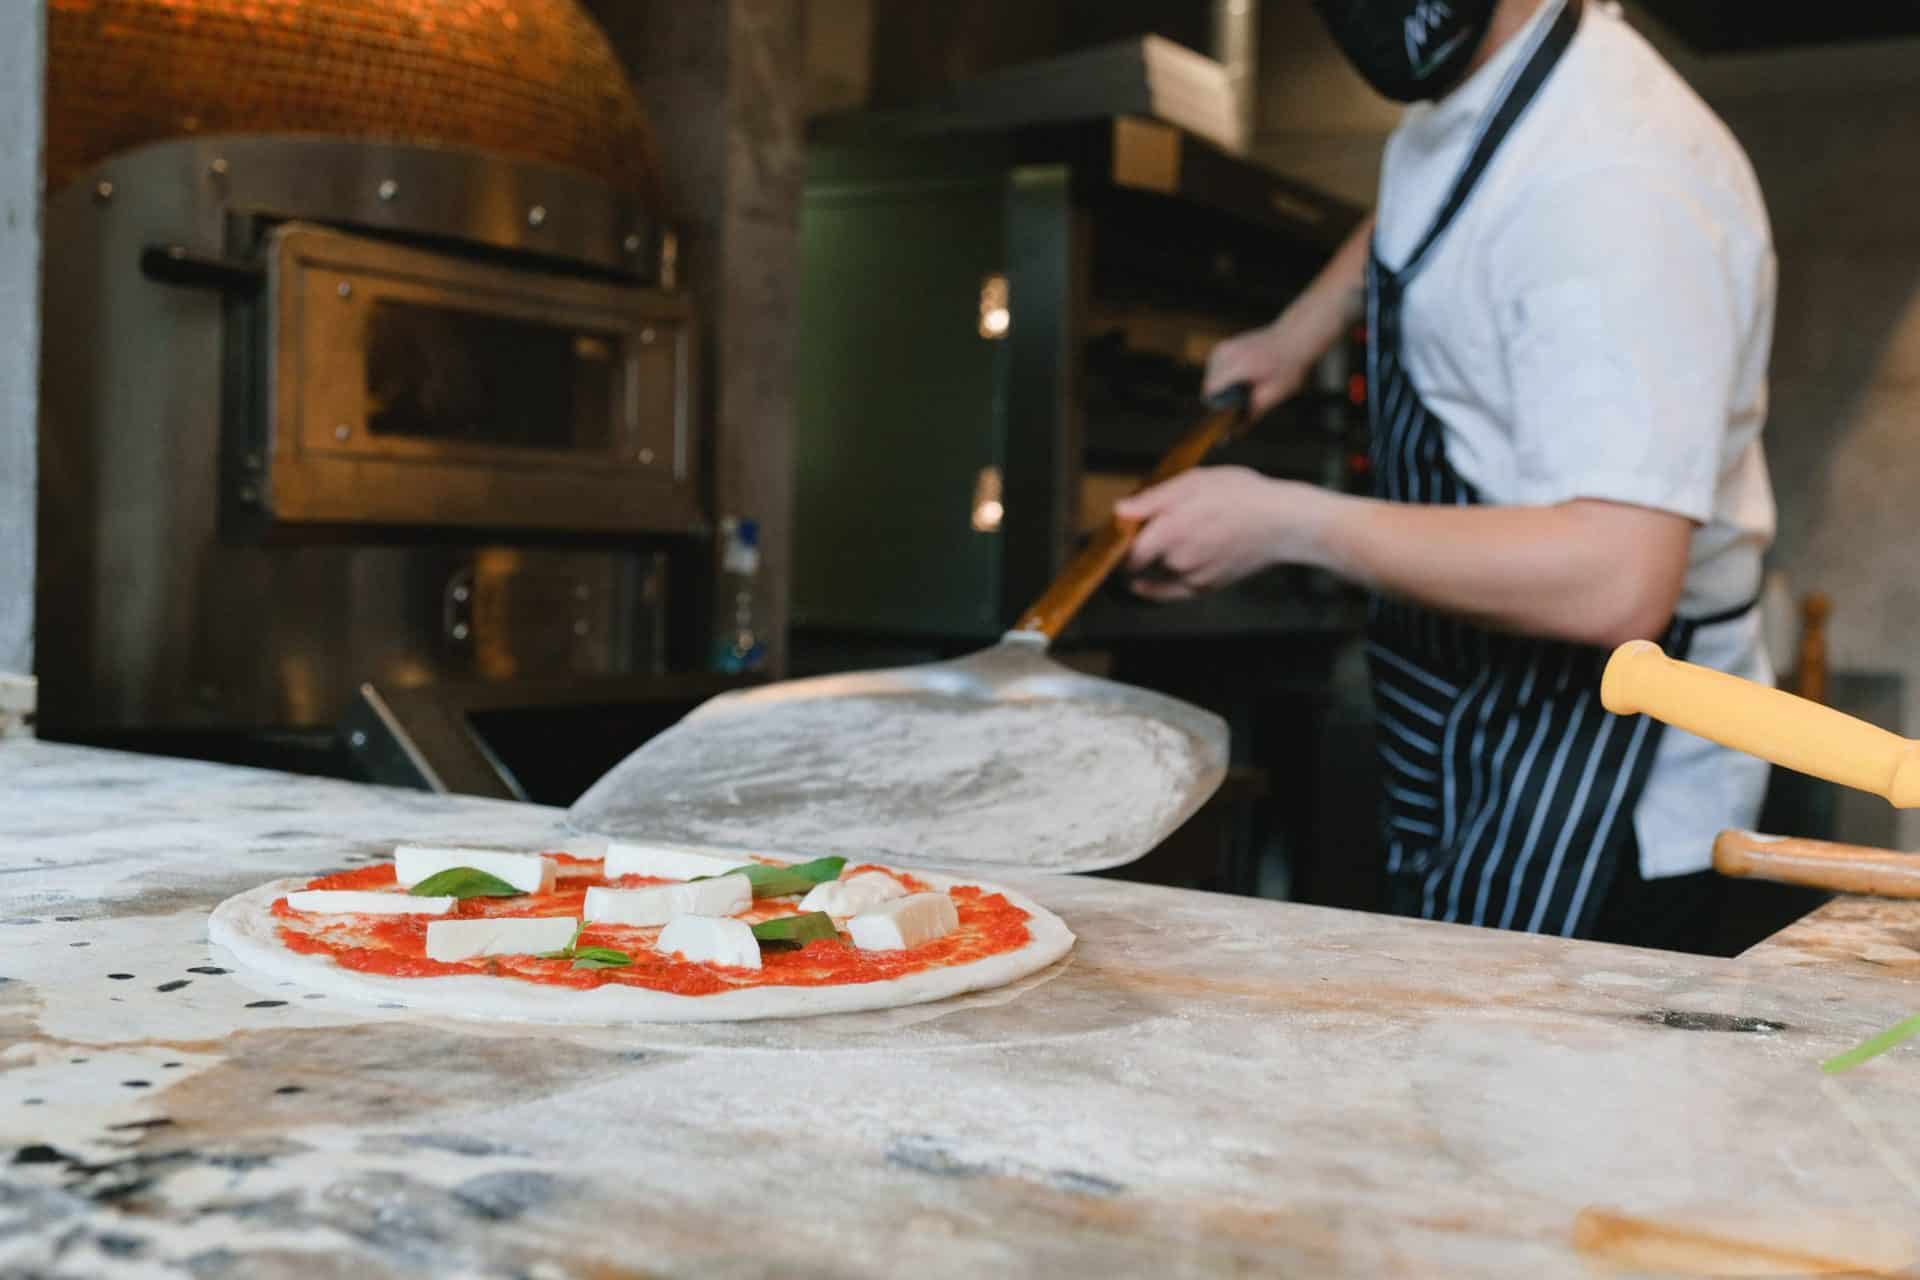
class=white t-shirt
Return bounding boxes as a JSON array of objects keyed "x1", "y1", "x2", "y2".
[{"x1": 1373, "y1": 0, "x2": 1777, "y2": 877}]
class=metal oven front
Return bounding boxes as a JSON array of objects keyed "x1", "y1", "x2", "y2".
[
  {"x1": 248, "y1": 223, "x2": 695, "y2": 534},
  {"x1": 38, "y1": 136, "x2": 708, "y2": 756}
]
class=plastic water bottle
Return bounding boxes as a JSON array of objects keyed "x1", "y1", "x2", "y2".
[{"x1": 710, "y1": 517, "x2": 766, "y2": 674}]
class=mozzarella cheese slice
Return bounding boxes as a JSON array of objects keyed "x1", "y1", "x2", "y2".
[
  {"x1": 848, "y1": 892, "x2": 960, "y2": 952},
  {"x1": 798, "y1": 871, "x2": 907, "y2": 919},
  {"x1": 582, "y1": 876, "x2": 751, "y2": 927},
  {"x1": 424, "y1": 915, "x2": 578, "y2": 963},
  {"x1": 656, "y1": 915, "x2": 762, "y2": 970},
  {"x1": 284, "y1": 890, "x2": 454, "y2": 916},
  {"x1": 602, "y1": 841, "x2": 752, "y2": 881},
  {"x1": 393, "y1": 845, "x2": 556, "y2": 895}
]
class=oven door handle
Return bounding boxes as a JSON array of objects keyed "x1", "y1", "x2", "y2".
[{"x1": 140, "y1": 244, "x2": 265, "y2": 297}]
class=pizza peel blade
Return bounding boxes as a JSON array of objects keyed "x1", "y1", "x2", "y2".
[{"x1": 566, "y1": 391, "x2": 1249, "y2": 875}]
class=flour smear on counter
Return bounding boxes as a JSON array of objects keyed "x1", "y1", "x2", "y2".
[{"x1": 573, "y1": 693, "x2": 1200, "y2": 872}]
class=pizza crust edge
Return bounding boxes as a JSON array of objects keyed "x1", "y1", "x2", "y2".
[{"x1": 208, "y1": 870, "x2": 1075, "y2": 1024}]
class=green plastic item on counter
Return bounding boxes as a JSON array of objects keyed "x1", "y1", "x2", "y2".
[{"x1": 1821, "y1": 1013, "x2": 1920, "y2": 1074}]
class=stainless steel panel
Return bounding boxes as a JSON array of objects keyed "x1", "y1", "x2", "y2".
[
  {"x1": 54, "y1": 134, "x2": 662, "y2": 279},
  {"x1": 37, "y1": 135, "x2": 687, "y2": 734},
  {"x1": 791, "y1": 174, "x2": 1012, "y2": 637}
]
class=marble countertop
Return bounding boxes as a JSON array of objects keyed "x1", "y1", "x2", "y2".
[{"x1": 5, "y1": 739, "x2": 1920, "y2": 1277}]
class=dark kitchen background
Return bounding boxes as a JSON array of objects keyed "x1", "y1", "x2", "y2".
[{"x1": 18, "y1": 1, "x2": 1920, "y2": 941}]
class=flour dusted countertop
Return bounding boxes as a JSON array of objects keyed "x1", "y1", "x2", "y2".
[{"x1": 4, "y1": 740, "x2": 1920, "y2": 1276}]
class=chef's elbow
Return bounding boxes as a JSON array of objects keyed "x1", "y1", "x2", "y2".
[
  {"x1": 1559, "y1": 501, "x2": 1692, "y2": 651},
  {"x1": 1587, "y1": 601, "x2": 1673, "y2": 651},
  {"x1": 1580, "y1": 566, "x2": 1687, "y2": 651}
]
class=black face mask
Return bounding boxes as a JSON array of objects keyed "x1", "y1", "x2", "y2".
[{"x1": 1312, "y1": 0, "x2": 1498, "y2": 102}]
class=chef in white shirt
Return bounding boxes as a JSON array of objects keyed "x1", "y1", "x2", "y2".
[{"x1": 1118, "y1": 0, "x2": 1777, "y2": 950}]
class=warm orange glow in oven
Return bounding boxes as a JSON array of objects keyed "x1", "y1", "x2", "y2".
[{"x1": 45, "y1": 0, "x2": 662, "y2": 202}]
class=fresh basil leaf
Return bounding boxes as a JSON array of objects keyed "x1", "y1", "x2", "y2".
[
  {"x1": 570, "y1": 946, "x2": 633, "y2": 970},
  {"x1": 409, "y1": 868, "x2": 523, "y2": 899},
  {"x1": 739, "y1": 866, "x2": 814, "y2": 898},
  {"x1": 696, "y1": 857, "x2": 850, "y2": 900},
  {"x1": 751, "y1": 912, "x2": 841, "y2": 950},
  {"x1": 786, "y1": 857, "x2": 848, "y2": 884}
]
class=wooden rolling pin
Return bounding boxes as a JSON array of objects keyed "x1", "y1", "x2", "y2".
[
  {"x1": 1714, "y1": 830, "x2": 1920, "y2": 899},
  {"x1": 1603, "y1": 640, "x2": 1920, "y2": 896},
  {"x1": 1602, "y1": 640, "x2": 1920, "y2": 809}
]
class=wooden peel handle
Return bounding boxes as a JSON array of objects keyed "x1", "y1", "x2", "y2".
[
  {"x1": 1714, "y1": 830, "x2": 1920, "y2": 898},
  {"x1": 1011, "y1": 388, "x2": 1249, "y2": 641},
  {"x1": 1601, "y1": 640, "x2": 1920, "y2": 808}
]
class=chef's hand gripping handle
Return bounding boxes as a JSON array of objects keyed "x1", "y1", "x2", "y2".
[
  {"x1": 1010, "y1": 383, "x2": 1252, "y2": 642},
  {"x1": 1713, "y1": 830, "x2": 1920, "y2": 898},
  {"x1": 1601, "y1": 640, "x2": 1920, "y2": 808}
]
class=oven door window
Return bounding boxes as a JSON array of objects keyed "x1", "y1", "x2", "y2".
[
  {"x1": 265, "y1": 221, "x2": 693, "y2": 532},
  {"x1": 365, "y1": 301, "x2": 621, "y2": 453}
]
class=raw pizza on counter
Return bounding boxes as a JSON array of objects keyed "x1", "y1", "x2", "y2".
[{"x1": 208, "y1": 842, "x2": 1074, "y2": 1022}]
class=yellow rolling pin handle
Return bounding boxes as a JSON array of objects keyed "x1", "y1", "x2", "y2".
[{"x1": 1601, "y1": 640, "x2": 1920, "y2": 808}]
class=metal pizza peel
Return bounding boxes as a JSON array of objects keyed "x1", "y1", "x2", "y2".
[{"x1": 568, "y1": 390, "x2": 1249, "y2": 874}]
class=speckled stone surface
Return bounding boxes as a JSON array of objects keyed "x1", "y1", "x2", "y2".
[
  {"x1": 1743, "y1": 892, "x2": 1920, "y2": 979},
  {"x1": 5, "y1": 740, "x2": 1920, "y2": 1277}
]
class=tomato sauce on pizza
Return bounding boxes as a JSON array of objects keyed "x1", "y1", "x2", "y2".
[{"x1": 270, "y1": 856, "x2": 1034, "y2": 995}]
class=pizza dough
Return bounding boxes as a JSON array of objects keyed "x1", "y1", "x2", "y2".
[{"x1": 208, "y1": 861, "x2": 1075, "y2": 1025}]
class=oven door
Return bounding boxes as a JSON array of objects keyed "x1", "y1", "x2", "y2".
[{"x1": 253, "y1": 222, "x2": 698, "y2": 533}]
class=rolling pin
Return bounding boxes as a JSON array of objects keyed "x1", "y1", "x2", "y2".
[
  {"x1": 1602, "y1": 640, "x2": 1920, "y2": 809},
  {"x1": 1714, "y1": 830, "x2": 1920, "y2": 899},
  {"x1": 1603, "y1": 640, "x2": 1920, "y2": 897}
]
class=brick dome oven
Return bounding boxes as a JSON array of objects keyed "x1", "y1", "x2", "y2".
[{"x1": 46, "y1": 0, "x2": 663, "y2": 204}]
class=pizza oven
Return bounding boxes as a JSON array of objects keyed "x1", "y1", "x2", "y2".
[{"x1": 35, "y1": 1, "x2": 721, "y2": 786}]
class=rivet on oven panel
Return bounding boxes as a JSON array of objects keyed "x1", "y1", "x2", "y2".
[
  {"x1": 377, "y1": 179, "x2": 399, "y2": 202},
  {"x1": 573, "y1": 620, "x2": 590, "y2": 637},
  {"x1": 207, "y1": 158, "x2": 230, "y2": 179},
  {"x1": 92, "y1": 180, "x2": 114, "y2": 204},
  {"x1": 452, "y1": 585, "x2": 471, "y2": 604},
  {"x1": 639, "y1": 328, "x2": 656, "y2": 345},
  {"x1": 349, "y1": 730, "x2": 368, "y2": 749},
  {"x1": 237, "y1": 484, "x2": 258, "y2": 504},
  {"x1": 336, "y1": 281, "x2": 353, "y2": 299},
  {"x1": 623, "y1": 233, "x2": 642, "y2": 254},
  {"x1": 638, "y1": 448, "x2": 655, "y2": 465},
  {"x1": 451, "y1": 623, "x2": 471, "y2": 641},
  {"x1": 242, "y1": 451, "x2": 261, "y2": 470},
  {"x1": 528, "y1": 204, "x2": 548, "y2": 228},
  {"x1": 333, "y1": 424, "x2": 351, "y2": 442},
  {"x1": 573, "y1": 584, "x2": 591, "y2": 601}
]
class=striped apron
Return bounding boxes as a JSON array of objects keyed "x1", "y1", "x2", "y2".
[{"x1": 1365, "y1": 0, "x2": 1749, "y2": 938}]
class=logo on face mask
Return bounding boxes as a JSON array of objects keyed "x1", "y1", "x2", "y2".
[
  {"x1": 1314, "y1": 0, "x2": 1495, "y2": 102},
  {"x1": 1404, "y1": 1, "x2": 1475, "y2": 78}
]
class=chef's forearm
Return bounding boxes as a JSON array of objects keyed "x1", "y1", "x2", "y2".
[
  {"x1": 1274, "y1": 214, "x2": 1374, "y2": 363},
  {"x1": 1304, "y1": 491, "x2": 1693, "y2": 649}
]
